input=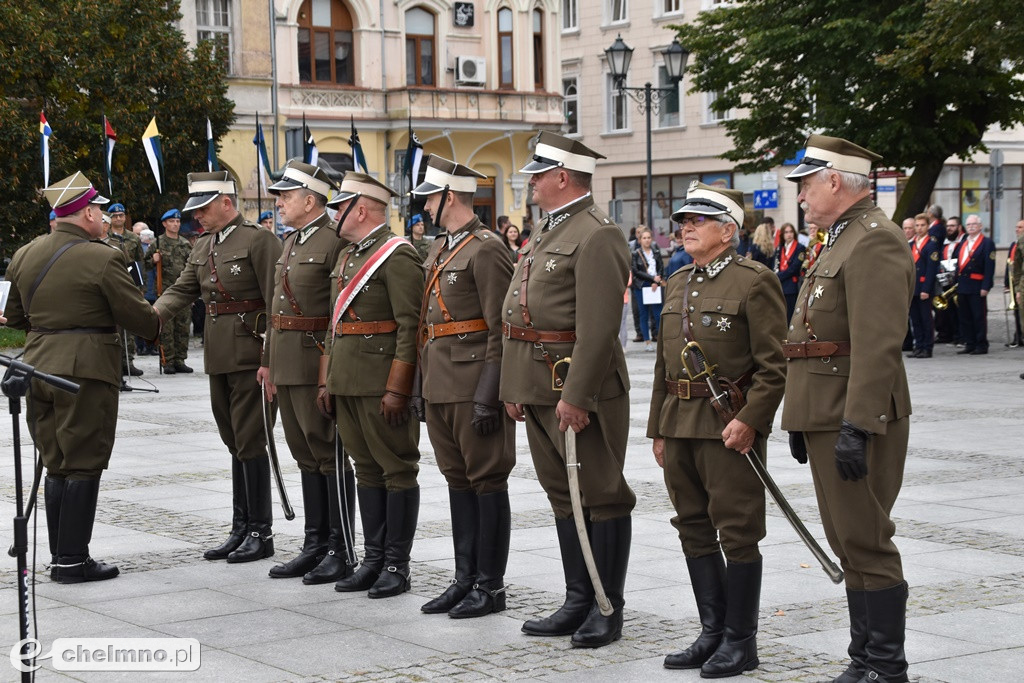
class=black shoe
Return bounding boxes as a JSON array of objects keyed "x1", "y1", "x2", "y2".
[
  {"x1": 335, "y1": 486, "x2": 388, "y2": 592},
  {"x1": 860, "y1": 582, "x2": 909, "y2": 683},
  {"x1": 205, "y1": 458, "x2": 247, "y2": 560},
  {"x1": 162, "y1": 364, "x2": 177, "y2": 375},
  {"x1": 522, "y1": 517, "x2": 594, "y2": 636},
  {"x1": 956, "y1": 348, "x2": 975, "y2": 355},
  {"x1": 448, "y1": 490, "x2": 511, "y2": 619},
  {"x1": 304, "y1": 470, "x2": 357, "y2": 585},
  {"x1": 570, "y1": 516, "x2": 631, "y2": 648},
  {"x1": 368, "y1": 487, "x2": 420, "y2": 599},
  {"x1": 422, "y1": 489, "x2": 478, "y2": 613},
  {"x1": 51, "y1": 479, "x2": 119, "y2": 584},
  {"x1": 125, "y1": 364, "x2": 143, "y2": 376},
  {"x1": 226, "y1": 457, "x2": 274, "y2": 563},
  {"x1": 700, "y1": 559, "x2": 761, "y2": 678},
  {"x1": 906, "y1": 349, "x2": 920, "y2": 358},
  {"x1": 173, "y1": 362, "x2": 194, "y2": 373},
  {"x1": 269, "y1": 472, "x2": 327, "y2": 578},
  {"x1": 664, "y1": 554, "x2": 726, "y2": 669},
  {"x1": 633, "y1": 335, "x2": 644, "y2": 342},
  {"x1": 832, "y1": 589, "x2": 869, "y2": 683},
  {"x1": 969, "y1": 348, "x2": 987, "y2": 355},
  {"x1": 915, "y1": 349, "x2": 932, "y2": 358}
]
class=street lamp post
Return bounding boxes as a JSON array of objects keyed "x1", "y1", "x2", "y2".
[{"x1": 605, "y1": 36, "x2": 689, "y2": 229}]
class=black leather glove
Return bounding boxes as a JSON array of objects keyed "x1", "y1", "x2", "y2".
[
  {"x1": 472, "y1": 402, "x2": 501, "y2": 436},
  {"x1": 409, "y1": 395, "x2": 426, "y2": 422},
  {"x1": 471, "y1": 362, "x2": 502, "y2": 436},
  {"x1": 788, "y1": 431, "x2": 807, "y2": 464},
  {"x1": 835, "y1": 420, "x2": 871, "y2": 481}
]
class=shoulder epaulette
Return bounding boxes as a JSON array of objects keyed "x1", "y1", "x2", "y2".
[{"x1": 734, "y1": 256, "x2": 767, "y2": 273}]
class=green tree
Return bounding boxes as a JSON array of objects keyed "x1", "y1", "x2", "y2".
[
  {"x1": 0, "y1": 0, "x2": 234, "y2": 255},
  {"x1": 673, "y1": 0, "x2": 1024, "y2": 220}
]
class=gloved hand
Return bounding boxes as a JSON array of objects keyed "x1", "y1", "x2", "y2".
[
  {"x1": 471, "y1": 402, "x2": 501, "y2": 436},
  {"x1": 316, "y1": 386, "x2": 334, "y2": 419},
  {"x1": 835, "y1": 420, "x2": 870, "y2": 481},
  {"x1": 380, "y1": 391, "x2": 410, "y2": 427},
  {"x1": 409, "y1": 395, "x2": 426, "y2": 422},
  {"x1": 788, "y1": 431, "x2": 808, "y2": 464}
]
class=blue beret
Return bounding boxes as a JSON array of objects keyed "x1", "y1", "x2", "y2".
[
  {"x1": 259, "y1": 210, "x2": 274, "y2": 222},
  {"x1": 49, "y1": 210, "x2": 57, "y2": 220},
  {"x1": 161, "y1": 209, "x2": 182, "y2": 221},
  {"x1": 408, "y1": 213, "x2": 423, "y2": 227},
  {"x1": 107, "y1": 203, "x2": 125, "y2": 213}
]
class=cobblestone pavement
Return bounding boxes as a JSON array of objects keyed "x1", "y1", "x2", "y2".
[{"x1": 1, "y1": 308, "x2": 1023, "y2": 682}]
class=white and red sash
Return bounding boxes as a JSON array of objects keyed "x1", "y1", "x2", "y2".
[
  {"x1": 780, "y1": 240, "x2": 797, "y2": 272},
  {"x1": 911, "y1": 236, "x2": 928, "y2": 263},
  {"x1": 329, "y1": 236, "x2": 411, "y2": 332},
  {"x1": 958, "y1": 236, "x2": 982, "y2": 272}
]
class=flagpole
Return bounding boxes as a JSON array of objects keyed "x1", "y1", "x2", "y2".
[
  {"x1": 101, "y1": 113, "x2": 108, "y2": 196},
  {"x1": 256, "y1": 112, "x2": 263, "y2": 216}
]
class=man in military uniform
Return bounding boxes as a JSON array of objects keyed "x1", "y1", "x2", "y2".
[
  {"x1": 783, "y1": 135, "x2": 914, "y2": 683},
  {"x1": 106, "y1": 202, "x2": 145, "y2": 376},
  {"x1": 145, "y1": 209, "x2": 194, "y2": 373},
  {"x1": 648, "y1": 184, "x2": 787, "y2": 677},
  {"x1": 954, "y1": 214, "x2": 996, "y2": 355},
  {"x1": 410, "y1": 155, "x2": 515, "y2": 618},
  {"x1": 154, "y1": 171, "x2": 282, "y2": 564},
  {"x1": 258, "y1": 161, "x2": 354, "y2": 585},
  {"x1": 407, "y1": 213, "x2": 431, "y2": 263},
  {"x1": 501, "y1": 131, "x2": 634, "y2": 648},
  {"x1": 315, "y1": 173, "x2": 424, "y2": 598},
  {"x1": 3, "y1": 172, "x2": 160, "y2": 583},
  {"x1": 908, "y1": 213, "x2": 939, "y2": 358}
]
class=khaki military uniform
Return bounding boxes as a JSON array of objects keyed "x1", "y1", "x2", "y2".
[
  {"x1": 421, "y1": 217, "x2": 515, "y2": 493},
  {"x1": 1012, "y1": 234, "x2": 1024, "y2": 305},
  {"x1": 410, "y1": 237, "x2": 431, "y2": 264},
  {"x1": 266, "y1": 213, "x2": 346, "y2": 475},
  {"x1": 782, "y1": 198, "x2": 914, "y2": 590},
  {"x1": 4, "y1": 223, "x2": 160, "y2": 477},
  {"x1": 106, "y1": 228, "x2": 145, "y2": 363},
  {"x1": 144, "y1": 234, "x2": 192, "y2": 364},
  {"x1": 499, "y1": 195, "x2": 635, "y2": 521},
  {"x1": 325, "y1": 224, "x2": 424, "y2": 490},
  {"x1": 646, "y1": 249, "x2": 787, "y2": 563},
  {"x1": 155, "y1": 214, "x2": 281, "y2": 462}
]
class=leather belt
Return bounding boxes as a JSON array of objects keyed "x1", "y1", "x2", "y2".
[
  {"x1": 502, "y1": 322, "x2": 576, "y2": 344},
  {"x1": 207, "y1": 299, "x2": 265, "y2": 316},
  {"x1": 665, "y1": 370, "x2": 754, "y2": 400},
  {"x1": 781, "y1": 341, "x2": 852, "y2": 359},
  {"x1": 335, "y1": 320, "x2": 397, "y2": 336},
  {"x1": 30, "y1": 326, "x2": 117, "y2": 335},
  {"x1": 421, "y1": 318, "x2": 488, "y2": 342},
  {"x1": 270, "y1": 314, "x2": 329, "y2": 332}
]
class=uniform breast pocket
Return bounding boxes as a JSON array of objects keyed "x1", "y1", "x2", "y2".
[
  {"x1": 441, "y1": 259, "x2": 471, "y2": 293},
  {"x1": 807, "y1": 264, "x2": 843, "y2": 313},
  {"x1": 700, "y1": 298, "x2": 742, "y2": 342},
  {"x1": 221, "y1": 250, "x2": 250, "y2": 277},
  {"x1": 660, "y1": 311, "x2": 684, "y2": 340},
  {"x1": 530, "y1": 242, "x2": 579, "y2": 283},
  {"x1": 451, "y1": 342, "x2": 485, "y2": 363}
]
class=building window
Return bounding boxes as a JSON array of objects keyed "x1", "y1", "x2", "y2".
[
  {"x1": 497, "y1": 8, "x2": 514, "y2": 89},
  {"x1": 608, "y1": 0, "x2": 628, "y2": 23},
  {"x1": 405, "y1": 7, "x2": 436, "y2": 86},
  {"x1": 657, "y1": 65, "x2": 680, "y2": 128},
  {"x1": 563, "y1": 77, "x2": 578, "y2": 134},
  {"x1": 297, "y1": 0, "x2": 354, "y2": 85},
  {"x1": 705, "y1": 90, "x2": 729, "y2": 122},
  {"x1": 533, "y1": 9, "x2": 545, "y2": 90},
  {"x1": 663, "y1": 0, "x2": 682, "y2": 12},
  {"x1": 197, "y1": 0, "x2": 232, "y2": 74},
  {"x1": 606, "y1": 73, "x2": 628, "y2": 132},
  {"x1": 562, "y1": 0, "x2": 578, "y2": 31}
]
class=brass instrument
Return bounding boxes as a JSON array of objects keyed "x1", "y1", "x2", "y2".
[{"x1": 933, "y1": 283, "x2": 958, "y2": 310}]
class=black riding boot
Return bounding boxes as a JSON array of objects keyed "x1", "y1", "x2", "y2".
[
  {"x1": 571, "y1": 515, "x2": 631, "y2": 648},
  {"x1": 368, "y1": 487, "x2": 420, "y2": 598},
  {"x1": 449, "y1": 490, "x2": 511, "y2": 618},
  {"x1": 858, "y1": 582, "x2": 909, "y2": 683},
  {"x1": 522, "y1": 517, "x2": 594, "y2": 636},
  {"x1": 204, "y1": 458, "x2": 248, "y2": 560},
  {"x1": 51, "y1": 478, "x2": 119, "y2": 584},
  {"x1": 269, "y1": 471, "x2": 328, "y2": 578},
  {"x1": 44, "y1": 476, "x2": 66, "y2": 564},
  {"x1": 665, "y1": 553, "x2": 727, "y2": 669},
  {"x1": 304, "y1": 469, "x2": 356, "y2": 584},
  {"x1": 422, "y1": 488, "x2": 478, "y2": 613},
  {"x1": 227, "y1": 457, "x2": 274, "y2": 563},
  {"x1": 833, "y1": 589, "x2": 869, "y2": 683},
  {"x1": 335, "y1": 486, "x2": 388, "y2": 591},
  {"x1": 700, "y1": 559, "x2": 762, "y2": 678}
]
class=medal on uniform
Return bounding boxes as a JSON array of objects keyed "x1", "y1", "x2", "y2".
[
  {"x1": 545, "y1": 258, "x2": 557, "y2": 272},
  {"x1": 447, "y1": 271, "x2": 458, "y2": 285},
  {"x1": 230, "y1": 264, "x2": 241, "y2": 275},
  {"x1": 810, "y1": 284, "x2": 824, "y2": 306},
  {"x1": 716, "y1": 317, "x2": 731, "y2": 332},
  {"x1": 701, "y1": 314, "x2": 712, "y2": 327}
]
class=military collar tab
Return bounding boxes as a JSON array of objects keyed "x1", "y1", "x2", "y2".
[
  {"x1": 706, "y1": 255, "x2": 733, "y2": 278},
  {"x1": 354, "y1": 223, "x2": 388, "y2": 253}
]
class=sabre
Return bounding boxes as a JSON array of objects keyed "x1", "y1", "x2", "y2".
[
  {"x1": 260, "y1": 388, "x2": 295, "y2": 520},
  {"x1": 681, "y1": 341, "x2": 844, "y2": 585},
  {"x1": 334, "y1": 433, "x2": 357, "y2": 566}
]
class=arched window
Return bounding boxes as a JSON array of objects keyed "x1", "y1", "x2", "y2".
[
  {"x1": 297, "y1": 0, "x2": 354, "y2": 85},
  {"x1": 532, "y1": 9, "x2": 544, "y2": 90},
  {"x1": 497, "y1": 8, "x2": 514, "y2": 89},
  {"x1": 406, "y1": 7, "x2": 436, "y2": 86}
]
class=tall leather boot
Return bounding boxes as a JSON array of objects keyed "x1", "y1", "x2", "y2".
[
  {"x1": 227, "y1": 457, "x2": 274, "y2": 563},
  {"x1": 269, "y1": 471, "x2": 328, "y2": 578},
  {"x1": 522, "y1": 516, "x2": 595, "y2": 636},
  {"x1": 859, "y1": 582, "x2": 909, "y2": 683},
  {"x1": 304, "y1": 469, "x2": 356, "y2": 585},
  {"x1": 368, "y1": 487, "x2": 420, "y2": 598},
  {"x1": 700, "y1": 559, "x2": 762, "y2": 678},
  {"x1": 449, "y1": 489, "x2": 511, "y2": 618},
  {"x1": 51, "y1": 479, "x2": 119, "y2": 584},
  {"x1": 335, "y1": 486, "x2": 388, "y2": 591},
  {"x1": 204, "y1": 458, "x2": 248, "y2": 560},
  {"x1": 665, "y1": 553, "x2": 727, "y2": 669},
  {"x1": 422, "y1": 488, "x2": 478, "y2": 613},
  {"x1": 571, "y1": 515, "x2": 631, "y2": 648},
  {"x1": 44, "y1": 476, "x2": 66, "y2": 564},
  {"x1": 833, "y1": 589, "x2": 869, "y2": 683}
]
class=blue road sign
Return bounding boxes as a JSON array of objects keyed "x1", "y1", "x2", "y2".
[{"x1": 753, "y1": 189, "x2": 778, "y2": 210}]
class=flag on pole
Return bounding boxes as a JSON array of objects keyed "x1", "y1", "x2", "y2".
[
  {"x1": 103, "y1": 116, "x2": 117, "y2": 195},
  {"x1": 302, "y1": 113, "x2": 318, "y2": 166},
  {"x1": 253, "y1": 118, "x2": 271, "y2": 193},
  {"x1": 40, "y1": 112, "x2": 52, "y2": 187},
  {"x1": 349, "y1": 116, "x2": 368, "y2": 174},
  {"x1": 206, "y1": 118, "x2": 220, "y2": 172},
  {"x1": 142, "y1": 117, "x2": 164, "y2": 193},
  {"x1": 403, "y1": 118, "x2": 423, "y2": 193}
]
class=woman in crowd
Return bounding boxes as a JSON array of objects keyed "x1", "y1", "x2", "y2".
[
  {"x1": 504, "y1": 224, "x2": 523, "y2": 262},
  {"x1": 774, "y1": 222, "x2": 805, "y2": 322},
  {"x1": 631, "y1": 226, "x2": 665, "y2": 351},
  {"x1": 748, "y1": 223, "x2": 775, "y2": 267}
]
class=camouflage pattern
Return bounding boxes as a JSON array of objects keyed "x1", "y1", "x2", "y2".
[
  {"x1": 145, "y1": 234, "x2": 193, "y2": 364},
  {"x1": 107, "y1": 229, "x2": 145, "y2": 363}
]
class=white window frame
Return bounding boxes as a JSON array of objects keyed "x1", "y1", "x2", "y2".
[
  {"x1": 659, "y1": 0, "x2": 683, "y2": 16},
  {"x1": 656, "y1": 64, "x2": 683, "y2": 129},
  {"x1": 702, "y1": 0, "x2": 736, "y2": 8},
  {"x1": 704, "y1": 90, "x2": 730, "y2": 123},
  {"x1": 562, "y1": 0, "x2": 578, "y2": 31},
  {"x1": 197, "y1": 0, "x2": 233, "y2": 74},
  {"x1": 563, "y1": 76, "x2": 579, "y2": 135},
  {"x1": 606, "y1": 0, "x2": 628, "y2": 25},
  {"x1": 606, "y1": 73, "x2": 629, "y2": 133}
]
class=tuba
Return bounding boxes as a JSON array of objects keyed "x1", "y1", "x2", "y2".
[{"x1": 933, "y1": 283, "x2": 958, "y2": 310}]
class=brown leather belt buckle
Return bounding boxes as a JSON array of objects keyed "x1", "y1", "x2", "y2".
[
  {"x1": 675, "y1": 379, "x2": 690, "y2": 400},
  {"x1": 424, "y1": 323, "x2": 436, "y2": 342}
]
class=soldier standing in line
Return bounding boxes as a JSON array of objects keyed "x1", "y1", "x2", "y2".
[
  {"x1": 501, "y1": 131, "x2": 634, "y2": 649},
  {"x1": 154, "y1": 171, "x2": 282, "y2": 564},
  {"x1": 3, "y1": 172, "x2": 161, "y2": 583},
  {"x1": 258, "y1": 161, "x2": 354, "y2": 585},
  {"x1": 783, "y1": 135, "x2": 914, "y2": 683},
  {"x1": 410, "y1": 155, "x2": 515, "y2": 618},
  {"x1": 105, "y1": 202, "x2": 145, "y2": 376},
  {"x1": 145, "y1": 208, "x2": 194, "y2": 373},
  {"x1": 315, "y1": 173, "x2": 424, "y2": 598},
  {"x1": 648, "y1": 183, "x2": 787, "y2": 677}
]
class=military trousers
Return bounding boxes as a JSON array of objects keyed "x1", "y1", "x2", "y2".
[
  {"x1": 663, "y1": 436, "x2": 766, "y2": 563},
  {"x1": 209, "y1": 370, "x2": 267, "y2": 462},
  {"x1": 333, "y1": 395, "x2": 419, "y2": 491},
  {"x1": 278, "y1": 384, "x2": 347, "y2": 475},
  {"x1": 523, "y1": 394, "x2": 635, "y2": 522},
  {"x1": 159, "y1": 306, "x2": 191, "y2": 364},
  {"x1": 425, "y1": 401, "x2": 515, "y2": 494},
  {"x1": 804, "y1": 417, "x2": 909, "y2": 590},
  {"x1": 30, "y1": 377, "x2": 118, "y2": 480}
]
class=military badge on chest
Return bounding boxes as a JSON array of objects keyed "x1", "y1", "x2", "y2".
[
  {"x1": 447, "y1": 271, "x2": 458, "y2": 285},
  {"x1": 544, "y1": 259, "x2": 557, "y2": 273},
  {"x1": 810, "y1": 284, "x2": 824, "y2": 306},
  {"x1": 230, "y1": 264, "x2": 242, "y2": 276}
]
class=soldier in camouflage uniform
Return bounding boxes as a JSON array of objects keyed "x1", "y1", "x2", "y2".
[
  {"x1": 105, "y1": 202, "x2": 145, "y2": 376},
  {"x1": 145, "y1": 209, "x2": 194, "y2": 373}
]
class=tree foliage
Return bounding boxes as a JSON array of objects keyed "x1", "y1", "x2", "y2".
[
  {"x1": 0, "y1": 0, "x2": 234, "y2": 254},
  {"x1": 672, "y1": 0, "x2": 1024, "y2": 220}
]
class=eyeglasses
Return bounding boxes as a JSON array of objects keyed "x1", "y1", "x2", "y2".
[{"x1": 677, "y1": 214, "x2": 723, "y2": 227}]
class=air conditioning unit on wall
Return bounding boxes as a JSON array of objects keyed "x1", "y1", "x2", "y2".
[{"x1": 456, "y1": 56, "x2": 486, "y2": 85}]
